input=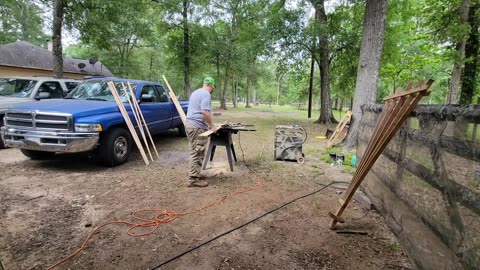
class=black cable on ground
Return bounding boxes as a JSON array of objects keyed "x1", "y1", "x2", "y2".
[
  {"x1": 237, "y1": 132, "x2": 256, "y2": 173},
  {"x1": 151, "y1": 181, "x2": 345, "y2": 269},
  {"x1": 151, "y1": 129, "x2": 357, "y2": 268}
]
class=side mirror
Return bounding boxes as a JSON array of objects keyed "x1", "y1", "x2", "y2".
[
  {"x1": 36, "y1": 92, "x2": 51, "y2": 100},
  {"x1": 141, "y1": 94, "x2": 153, "y2": 102}
]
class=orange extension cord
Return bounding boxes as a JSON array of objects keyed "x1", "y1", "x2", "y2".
[{"x1": 47, "y1": 174, "x2": 263, "y2": 270}]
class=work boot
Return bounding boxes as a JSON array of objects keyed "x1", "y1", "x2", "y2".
[{"x1": 188, "y1": 180, "x2": 209, "y2": 188}]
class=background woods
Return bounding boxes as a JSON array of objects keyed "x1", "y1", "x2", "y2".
[{"x1": 3, "y1": 0, "x2": 479, "y2": 126}]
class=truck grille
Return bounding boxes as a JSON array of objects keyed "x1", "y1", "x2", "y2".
[{"x1": 5, "y1": 111, "x2": 72, "y2": 131}]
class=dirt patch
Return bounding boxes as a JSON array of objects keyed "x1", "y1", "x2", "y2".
[{"x1": 0, "y1": 110, "x2": 414, "y2": 270}]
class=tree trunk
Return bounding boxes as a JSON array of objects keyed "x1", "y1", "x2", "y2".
[
  {"x1": 343, "y1": 0, "x2": 388, "y2": 152},
  {"x1": 313, "y1": 0, "x2": 336, "y2": 124},
  {"x1": 232, "y1": 81, "x2": 237, "y2": 108},
  {"x1": 334, "y1": 96, "x2": 339, "y2": 110},
  {"x1": 308, "y1": 55, "x2": 315, "y2": 118},
  {"x1": 221, "y1": 64, "x2": 229, "y2": 110},
  {"x1": 246, "y1": 63, "x2": 253, "y2": 108},
  {"x1": 235, "y1": 81, "x2": 238, "y2": 107},
  {"x1": 339, "y1": 98, "x2": 343, "y2": 112},
  {"x1": 216, "y1": 53, "x2": 222, "y2": 103},
  {"x1": 446, "y1": 0, "x2": 471, "y2": 104},
  {"x1": 20, "y1": 1, "x2": 29, "y2": 41},
  {"x1": 182, "y1": 0, "x2": 191, "y2": 98},
  {"x1": 459, "y1": 1, "x2": 479, "y2": 104},
  {"x1": 52, "y1": 0, "x2": 64, "y2": 78},
  {"x1": 149, "y1": 52, "x2": 154, "y2": 80},
  {"x1": 220, "y1": 5, "x2": 237, "y2": 110},
  {"x1": 276, "y1": 79, "x2": 280, "y2": 105}
]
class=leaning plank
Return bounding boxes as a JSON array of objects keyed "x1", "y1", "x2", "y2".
[
  {"x1": 121, "y1": 82, "x2": 153, "y2": 162},
  {"x1": 329, "y1": 80, "x2": 434, "y2": 229},
  {"x1": 107, "y1": 81, "x2": 149, "y2": 165},
  {"x1": 162, "y1": 75, "x2": 187, "y2": 126},
  {"x1": 126, "y1": 82, "x2": 159, "y2": 159},
  {"x1": 327, "y1": 111, "x2": 352, "y2": 148}
]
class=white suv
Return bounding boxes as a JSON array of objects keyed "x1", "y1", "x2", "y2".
[{"x1": 0, "y1": 77, "x2": 82, "y2": 148}]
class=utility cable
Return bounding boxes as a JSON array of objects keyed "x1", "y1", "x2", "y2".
[
  {"x1": 47, "y1": 132, "x2": 264, "y2": 270},
  {"x1": 150, "y1": 181, "x2": 345, "y2": 269},
  {"x1": 48, "y1": 128, "x2": 350, "y2": 270}
]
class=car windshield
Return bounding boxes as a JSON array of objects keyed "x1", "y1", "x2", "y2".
[
  {"x1": 66, "y1": 81, "x2": 137, "y2": 102},
  {"x1": 0, "y1": 79, "x2": 37, "y2": 97}
]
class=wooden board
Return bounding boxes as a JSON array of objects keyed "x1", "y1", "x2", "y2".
[
  {"x1": 162, "y1": 75, "x2": 186, "y2": 126},
  {"x1": 107, "y1": 82, "x2": 150, "y2": 165},
  {"x1": 329, "y1": 80, "x2": 434, "y2": 229},
  {"x1": 121, "y1": 82, "x2": 153, "y2": 162},
  {"x1": 327, "y1": 111, "x2": 352, "y2": 148},
  {"x1": 126, "y1": 82, "x2": 159, "y2": 159}
]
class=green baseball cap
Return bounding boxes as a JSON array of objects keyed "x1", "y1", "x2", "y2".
[{"x1": 203, "y1": 77, "x2": 215, "y2": 85}]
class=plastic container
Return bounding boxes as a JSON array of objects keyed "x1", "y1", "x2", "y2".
[{"x1": 351, "y1": 155, "x2": 357, "y2": 167}]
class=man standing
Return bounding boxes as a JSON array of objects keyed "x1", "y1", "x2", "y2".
[{"x1": 185, "y1": 77, "x2": 217, "y2": 187}]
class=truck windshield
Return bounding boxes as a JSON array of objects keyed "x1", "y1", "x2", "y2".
[
  {"x1": 66, "y1": 81, "x2": 137, "y2": 102},
  {"x1": 0, "y1": 79, "x2": 37, "y2": 98}
]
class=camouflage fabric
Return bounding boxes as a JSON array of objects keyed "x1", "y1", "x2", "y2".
[{"x1": 186, "y1": 127, "x2": 208, "y2": 180}]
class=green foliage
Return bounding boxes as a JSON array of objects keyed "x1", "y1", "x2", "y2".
[
  {"x1": 328, "y1": 2, "x2": 364, "y2": 101},
  {"x1": 379, "y1": 0, "x2": 448, "y2": 100},
  {"x1": 388, "y1": 240, "x2": 400, "y2": 252},
  {"x1": 8, "y1": 0, "x2": 477, "y2": 106},
  {"x1": 321, "y1": 146, "x2": 356, "y2": 175},
  {"x1": 0, "y1": 0, "x2": 48, "y2": 45},
  {"x1": 63, "y1": 0, "x2": 160, "y2": 77}
]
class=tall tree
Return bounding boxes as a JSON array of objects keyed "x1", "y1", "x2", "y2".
[
  {"x1": 328, "y1": 2, "x2": 363, "y2": 112},
  {"x1": 308, "y1": 8, "x2": 318, "y2": 119},
  {"x1": 52, "y1": 0, "x2": 64, "y2": 78},
  {"x1": 0, "y1": 0, "x2": 48, "y2": 45},
  {"x1": 246, "y1": 63, "x2": 254, "y2": 107},
  {"x1": 154, "y1": 0, "x2": 194, "y2": 96},
  {"x1": 344, "y1": 0, "x2": 388, "y2": 152},
  {"x1": 67, "y1": 0, "x2": 153, "y2": 77},
  {"x1": 182, "y1": 0, "x2": 192, "y2": 97},
  {"x1": 459, "y1": 0, "x2": 479, "y2": 104},
  {"x1": 311, "y1": 0, "x2": 337, "y2": 124},
  {"x1": 446, "y1": 0, "x2": 471, "y2": 104},
  {"x1": 308, "y1": 54, "x2": 315, "y2": 118},
  {"x1": 220, "y1": 1, "x2": 239, "y2": 110}
]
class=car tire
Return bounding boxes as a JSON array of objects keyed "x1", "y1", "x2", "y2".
[
  {"x1": 20, "y1": 149, "x2": 55, "y2": 160},
  {"x1": 0, "y1": 118, "x2": 5, "y2": 149},
  {"x1": 178, "y1": 123, "x2": 187, "y2": 137},
  {"x1": 98, "y1": 127, "x2": 132, "y2": 167}
]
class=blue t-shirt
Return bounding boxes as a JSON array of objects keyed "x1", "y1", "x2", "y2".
[{"x1": 186, "y1": 88, "x2": 211, "y2": 129}]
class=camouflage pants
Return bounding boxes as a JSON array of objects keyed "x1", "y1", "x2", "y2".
[{"x1": 186, "y1": 126, "x2": 208, "y2": 179}]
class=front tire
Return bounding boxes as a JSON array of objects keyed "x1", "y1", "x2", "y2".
[
  {"x1": 178, "y1": 123, "x2": 187, "y2": 137},
  {"x1": 98, "y1": 127, "x2": 132, "y2": 167},
  {"x1": 20, "y1": 149, "x2": 55, "y2": 160}
]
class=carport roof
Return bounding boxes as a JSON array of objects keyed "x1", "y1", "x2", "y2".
[{"x1": 0, "y1": 41, "x2": 114, "y2": 77}]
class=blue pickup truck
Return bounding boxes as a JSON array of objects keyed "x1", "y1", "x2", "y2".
[{"x1": 0, "y1": 78, "x2": 188, "y2": 166}]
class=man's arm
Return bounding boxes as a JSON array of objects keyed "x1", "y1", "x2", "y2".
[{"x1": 202, "y1": 110, "x2": 217, "y2": 132}]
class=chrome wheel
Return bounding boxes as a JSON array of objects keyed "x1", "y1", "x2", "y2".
[{"x1": 114, "y1": 136, "x2": 128, "y2": 159}]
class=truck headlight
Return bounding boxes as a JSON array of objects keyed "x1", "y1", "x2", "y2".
[{"x1": 74, "y1": 123, "x2": 103, "y2": 132}]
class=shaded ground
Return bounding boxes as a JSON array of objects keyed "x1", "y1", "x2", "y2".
[{"x1": 0, "y1": 110, "x2": 414, "y2": 270}]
